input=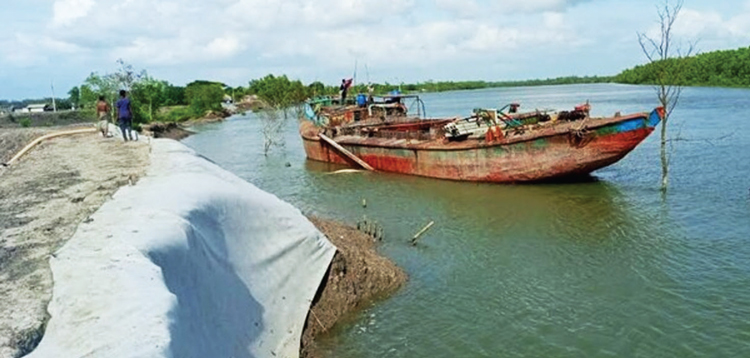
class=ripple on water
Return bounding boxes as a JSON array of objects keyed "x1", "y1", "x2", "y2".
[{"x1": 184, "y1": 84, "x2": 750, "y2": 358}]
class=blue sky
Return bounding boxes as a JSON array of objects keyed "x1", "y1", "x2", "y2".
[{"x1": 1, "y1": 0, "x2": 749, "y2": 99}]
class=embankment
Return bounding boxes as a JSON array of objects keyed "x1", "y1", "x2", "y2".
[
  {"x1": 0, "y1": 131, "x2": 149, "y2": 358},
  {"x1": 26, "y1": 140, "x2": 335, "y2": 357},
  {"x1": 18, "y1": 137, "x2": 405, "y2": 358}
]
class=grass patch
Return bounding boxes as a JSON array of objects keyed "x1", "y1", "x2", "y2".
[{"x1": 162, "y1": 106, "x2": 194, "y2": 122}]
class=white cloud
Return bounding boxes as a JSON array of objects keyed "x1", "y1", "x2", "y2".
[
  {"x1": 644, "y1": 6, "x2": 750, "y2": 53},
  {"x1": 694, "y1": 9, "x2": 750, "y2": 38},
  {"x1": 52, "y1": 0, "x2": 95, "y2": 27},
  {"x1": 3, "y1": 0, "x2": 750, "y2": 99},
  {"x1": 0, "y1": 34, "x2": 86, "y2": 67},
  {"x1": 434, "y1": 0, "x2": 481, "y2": 18},
  {"x1": 474, "y1": 0, "x2": 590, "y2": 13},
  {"x1": 228, "y1": 0, "x2": 416, "y2": 30},
  {"x1": 206, "y1": 36, "x2": 242, "y2": 59},
  {"x1": 115, "y1": 34, "x2": 245, "y2": 65}
]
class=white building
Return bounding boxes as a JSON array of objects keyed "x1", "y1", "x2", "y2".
[{"x1": 14, "y1": 104, "x2": 52, "y2": 113}]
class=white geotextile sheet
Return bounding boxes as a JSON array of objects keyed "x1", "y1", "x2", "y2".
[{"x1": 28, "y1": 139, "x2": 336, "y2": 358}]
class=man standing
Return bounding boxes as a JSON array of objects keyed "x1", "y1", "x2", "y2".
[
  {"x1": 115, "y1": 90, "x2": 133, "y2": 141},
  {"x1": 96, "y1": 95, "x2": 111, "y2": 137},
  {"x1": 339, "y1": 78, "x2": 351, "y2": 105}
]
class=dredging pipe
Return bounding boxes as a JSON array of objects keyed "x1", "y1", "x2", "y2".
[{"x1": 3, "y1": 128, "x2": 97, "y2": 167}]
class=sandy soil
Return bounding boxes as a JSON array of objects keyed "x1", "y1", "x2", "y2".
[
  {"x1": 1, "y1": 128, "x2": 56, "y2": 164},
  {"x1": 303, "y1": 217, "x2": 407, "y2": 358},
  {"x1": 0, "y1": 128, "x2": 149, "y2": 358}
]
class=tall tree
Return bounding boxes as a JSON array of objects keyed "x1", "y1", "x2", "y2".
[
  {"x1": 68, "y1": 87, "x2": 80, "y2": 109},
  {"x1": 637, "y1": 0, "x2": 694, "y2": 192},
  {"x1": 131, "y1": 79, "x2": 167, "y2": 122},
  {"x1": 185, "y1": 81, "x2": 224, "y2": 117},
  {"x1": 248, "y1": 74, "x2": 312, "y2": 156}
]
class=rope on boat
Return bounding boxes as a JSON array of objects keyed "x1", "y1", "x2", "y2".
[{"x1": 568, "y1": 117, "x2": 594, "y2": 148}]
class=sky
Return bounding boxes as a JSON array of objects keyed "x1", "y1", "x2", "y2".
[{"x1": 1, "y1": 0, "x2": 749, "y2": 99}]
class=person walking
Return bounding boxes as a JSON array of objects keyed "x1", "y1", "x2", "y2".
[
  {"x1": 96, "y1": 95, "x2": 111, "y2": 137},
  {"x1": 115, "y1": 90, "x2": 133, "y2": 141}
]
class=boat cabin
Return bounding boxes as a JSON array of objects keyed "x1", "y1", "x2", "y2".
[{"x1": 304, "y1": 94, "x2": 427, "y2": 127}]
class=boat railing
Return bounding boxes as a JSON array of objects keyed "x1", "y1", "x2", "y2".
[
  {"x1": 372, "y1": 129, "x2": 440, "y2": 141},
  {"x1": 336, "y1": 125, "x2": 444, "y2": 141}
]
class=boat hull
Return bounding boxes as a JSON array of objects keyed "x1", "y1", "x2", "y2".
[{"x1": 300, "y1": 109, "x2": 661, "y2": 183}]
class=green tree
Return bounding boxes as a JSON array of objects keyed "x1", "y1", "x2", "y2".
[
  {"x1": 68, "y1": 87, "x2": 80, "y2": 109},
  {"x1": 163, "y1": 84, "x2": 186, "y2": 106},
  {"x1": 81, "y1": 72, "x2": 119, "y2": 109},
  {"x1": 78, "y1": 84, "x2": 97, "y2": 109},
  {"x1": 131, "y1": 79, "x2": 168, "y2": 122},
  {"x1": 185, "y1": 81, "x2": 224, "y2": 117},
  {"x1": 248, "y1": 74, "x2": 311, "y2": 155},
  {"x1": 308, "y1": 81, "x2": 326, "y2": 96}
]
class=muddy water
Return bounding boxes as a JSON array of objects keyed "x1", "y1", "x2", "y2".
[{"x1": 183, "y1": 84, "x2": 750, "y2": 357}]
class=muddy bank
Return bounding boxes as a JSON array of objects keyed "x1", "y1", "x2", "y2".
[
  {"x1": 143, "y1": 113, "x2": 231, "y2": 140},
  {"x1": 142, "y1": 122, "x2": 195, "y2": 140},
  {"x1": 0, "y1": 130, "x2": 149, "y2": 358},
  {"x1": 303, "y1": 217, "x2": 407, "y2": 358}
]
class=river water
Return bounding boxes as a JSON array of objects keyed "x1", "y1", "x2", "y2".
[{"x1": 183, "y1": 84, "x2": 750, "y2": 357}]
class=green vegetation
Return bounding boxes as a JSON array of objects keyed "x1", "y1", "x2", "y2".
[
  {"x1": 185, "y1": 81, "x2": 225, "y2": 117},
  {"x1": 249, "y1": 75, "x2": 309, "y2": 108},
  {"x1": 396, "y1": 76, "x2": 614, "y2": 93},
  {"x1": 74, "y1": 61, "x2": 194, "y2": 125},
  {"x1": 615, "y1": 46, "x2": 750, "y2": 88},
  {"x1": 161, "y1": 106, "x2": 193, "y2": 123},
  {"x1": 4, "y1": 45, "x2": 750, "y2": 130},
  {"x1": 260, "y1": 75, "x2": 613, "y2": 98}
]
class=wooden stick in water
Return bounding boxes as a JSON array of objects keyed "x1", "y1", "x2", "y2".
[{"x1": 411, "y1": 221, "x2": 435, "y2": 245}]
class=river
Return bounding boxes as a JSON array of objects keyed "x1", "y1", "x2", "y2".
[{"x1": 182, "y1": 84, "x2": 750, "y2": 357}]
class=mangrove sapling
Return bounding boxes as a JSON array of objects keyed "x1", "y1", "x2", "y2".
[
  {"x1": 637, "y1": 0, "x2": 695, "y2": 192},
  {"x1": 258, "y1": 105, "x2": 288, "y2": 157}
]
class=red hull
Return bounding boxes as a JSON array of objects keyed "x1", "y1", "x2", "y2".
[{"x1": 300, "y1": 111, "x2": 659, "y2": 183}]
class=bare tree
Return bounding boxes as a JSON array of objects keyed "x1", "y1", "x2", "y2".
[
  {"x1": 256, "y1": 100, "x2": 288, "y2": 157},
  {"x1": 638, "y1": 0, "x2": 695, "y2": 191}
]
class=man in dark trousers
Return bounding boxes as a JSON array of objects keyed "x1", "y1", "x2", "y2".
[
  {"x1": 340, "y1": 78, "x2": 351, "y2": 104},
  {"x1": 115, "y1": 90, "x2": 133, "y2": 141}
]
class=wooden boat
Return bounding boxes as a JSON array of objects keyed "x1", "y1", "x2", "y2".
[{"x1": 299, "y1": 95, "x2": 664, "y2": 183}]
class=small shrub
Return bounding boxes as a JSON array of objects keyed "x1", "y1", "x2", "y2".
[
  {"x1": 163, "y1": 106, "x2": 193, "y2": 122},
  {"x1": 19, "y1": 118, "x2": 31, "y2": 127}
]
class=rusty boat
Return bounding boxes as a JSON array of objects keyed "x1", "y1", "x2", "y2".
[{"x1": 299, "y1": 94, "x2": 664, "y2": 183}]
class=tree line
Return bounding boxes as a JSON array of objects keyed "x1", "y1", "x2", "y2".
[
  {"x1": 3, "y1": 45, "x2": 748, "y2": 124},
  {"x1": 614, "y1": 46, "x2": 750, "y2": 87}
]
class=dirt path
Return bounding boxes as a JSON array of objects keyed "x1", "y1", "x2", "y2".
[{"x1": 0, "y1": 129, "x2": 149, "y2": 358}]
